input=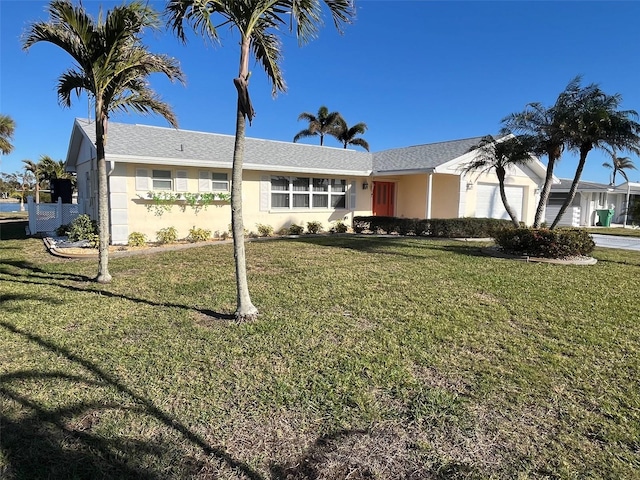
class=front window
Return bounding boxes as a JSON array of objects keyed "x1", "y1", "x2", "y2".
[
  {"x1": 212, "y1": 172, "x2": 229, "y2": 192},
  {"x1": 152, "y1": 170, "x2": 172, "y2": 190},
  {"x1": 271, "y1": 176, "x2": 348, "y2": 210}
]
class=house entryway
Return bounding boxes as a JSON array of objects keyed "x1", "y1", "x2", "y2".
[{"x1": 373, "y1": 182, "x2": 395, "y2": 216}]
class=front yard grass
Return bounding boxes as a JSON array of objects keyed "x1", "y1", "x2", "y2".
[
  {"x1": 586, "y1": 226, "x2": 640, "y2": 237},
  {"x1": 1, "y1": 233, "x2": 639, "y2": 479}
]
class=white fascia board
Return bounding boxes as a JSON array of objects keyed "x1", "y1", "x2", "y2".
[
  {"x1": 107, "y1": 154, "x2": 231, "y2": 169},
  {"x1": 373, "y1": 168, "x2": 435, "y2": 176},
  {"x1": 107, "y1": 154, "x2": 371, "y2": 177},
  {"x1": 246, "y1": 163, "x2": 371, "y2": 176}
]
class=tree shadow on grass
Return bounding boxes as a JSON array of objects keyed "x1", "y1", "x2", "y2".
[
  {"x1": 0, "y1": 321, "x2": 262, "y2": 480},
  {"x1": 0, "y1": 259, "x2": 235, "y2": 321},
  {"x1": 288, "y1": 235, "x2": 489, "y2": 261},
  {"x1": 0, "y1": 220, "x2": 28, "y2": 240}
]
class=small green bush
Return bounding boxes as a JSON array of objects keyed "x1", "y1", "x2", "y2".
[
  {"x1": 329, "y1": 220, "x2": 349, "y2": 234},
  {"x1": 288, "y1": 224, "x2": 304, "y2": 235},
  {"x1": 55, "y1": 224, "x2": 69, "y2": 236},
  {"x1": 156, "y1": 226, "x2": 178, "y2": 244},
  {"x1": 493, "y1": 227, "x2": 595, "y2": 259},
  {"x1": 352, "y1": 216, "x2": 511, "y2": 238},
  {"x1": 306, "y1": 221, "x2": 322, "y2": 234},
  {"x1": 186, "y1": 226, "x2": 211, "y2": 243},
  {"x1": 66, "y1": 214, "x2": 98, "y2": 242},
  {"x1": 128, "y1": 232, "x2": 147, "y2": 247},
  {"x1": 629, "y1": 199, "x2": 640, "y2": 225},
  {"x1": 256, "y1": 223, "x2": 274, "y2": 237},
  {"x1": 276, "y1": 227, "x2": 289, "y2": 236}
]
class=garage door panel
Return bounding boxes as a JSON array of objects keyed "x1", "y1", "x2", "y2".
[{"x1": 475, "y1": 184, "x2": 523, "y2": 221}]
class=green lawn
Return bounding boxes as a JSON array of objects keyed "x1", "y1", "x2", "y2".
[
  {"x1": 585, "y1": 226, "x2": 640, "y2": 237},
  {"x1": 1, "y1": 230, "x2": 639, "y2": 479}
]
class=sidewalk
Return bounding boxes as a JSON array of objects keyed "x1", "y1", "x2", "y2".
[{"x1": 592, "y1": 234, "x2": 640, "y2": 251}]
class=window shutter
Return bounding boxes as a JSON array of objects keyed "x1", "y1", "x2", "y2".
[
  {"x1": 198, "y1": 171, "x2": 211, "y2": 192},
  {"x1": 260, "y1": 175, "x2": 270, "y2": 211},
  {"x1": 350, "y1": 181, "x2": 357, "y2": 210},
  {"x1": 135, "y1": 168, "x2": 149, "y2": 191},
  {"x1": 176, "y1": 170, "x2": 188, "y2": 192}
]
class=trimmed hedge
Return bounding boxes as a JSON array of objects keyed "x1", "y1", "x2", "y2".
[
  {"x1": 352, "y1": 216, "x2": 513, "y2": 238},
  {"x1": 493, "y1": 227, "x2": 595, "y2": 259}
]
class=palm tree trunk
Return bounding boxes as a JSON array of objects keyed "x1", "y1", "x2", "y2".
[
  {"x1": 550, "y1": 145, "x2": 590, "y2": 229},
  {"x1": 95, "y1": 112, "x2": 112, "y2": 283},
  {"x1": 231, "y1": 37, "x2": 258, "y2": 322},
  {"x1": 533, "y1": 153, "x2": 557, "y2": 228},
  {"x1": 497, "y1": 168, "x2": 520, "y2": 228}
]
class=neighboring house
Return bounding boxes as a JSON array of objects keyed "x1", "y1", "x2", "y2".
[
  {"x1": 547, "y1": 179, "x2": 640, "y2": 227},
  {"x1": 65, "y1": 119, "x2": 549, "y2": 244}
]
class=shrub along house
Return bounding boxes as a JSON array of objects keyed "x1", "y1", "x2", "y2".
[{"x1": 65, "y1": 119, "x2": 549, "y2": 244}]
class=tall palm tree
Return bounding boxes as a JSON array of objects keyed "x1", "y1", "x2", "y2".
[
  {"x1": 602, "y1": 146, "x2": 636, "y2": 185},
  {"x1": 22, "y1": 159, "x2": 45, "y2": 203},
  {"x1": 166, "y1": 0, "x2": 356, "y2": 322},
  {"x1": 462, "y1": 135, "x2": 535, "y2": 228},
  {"x1": 0, "y1": 114, "x2": 15, "y2": 155},
  {"x1": 293, "y1": 106, "x2": 342, "y2": 146},
  {"x1": 332, "y1": 117, "x2": 369, "y2": 151},
  {"x1": 24, "y1": 0, "x2": 184, "y2": 283},
  {"x1": 551, "y1": 84, "x2": 640, "y2": 229},
  {"x1": 502, "y1": 76, "x2": 596, "y2": 228}
]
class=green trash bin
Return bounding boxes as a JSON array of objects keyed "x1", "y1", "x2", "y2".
[{"x1": 596, "y1": 209, "x2": 614, "y2": 227}]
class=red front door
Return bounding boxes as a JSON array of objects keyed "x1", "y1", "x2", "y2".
[{"x1": 373, "y1": 182, "x2": 395, "y2": 216}]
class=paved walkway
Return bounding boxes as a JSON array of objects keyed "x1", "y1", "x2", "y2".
[{"x1": 592, "y1": 234, "x2": 640, "y2": 251}]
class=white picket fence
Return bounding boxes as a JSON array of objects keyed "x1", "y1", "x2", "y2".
[{"x1": 27, "y1": 196, "x2": 83, "y2": 235}]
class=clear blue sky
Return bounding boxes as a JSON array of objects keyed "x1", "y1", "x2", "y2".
[{"x1": 2, "y1": 1, "x2": 640, "y2": 183}]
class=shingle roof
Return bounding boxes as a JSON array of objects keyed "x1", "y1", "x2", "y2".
[
  {"x1": 552, "y1": 178, "x2": 614, "y2": 192},
  {"x1": 70, "y1": 120, "x2": 505, "y2": 176},
  {"x1": 75, "y1": 119, "x2": 373, "y2": 175},
  {"x1": 372, "y1": 136, "x2": 485, "y2": 173}
]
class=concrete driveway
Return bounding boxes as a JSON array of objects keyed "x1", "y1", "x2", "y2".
[{"x1": 592, "y1": 234, "x2": 640, "y2": 251}]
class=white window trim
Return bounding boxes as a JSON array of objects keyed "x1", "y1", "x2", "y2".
[{"x1": 270, "y1": 176, "x2": 349, "y2": 211}]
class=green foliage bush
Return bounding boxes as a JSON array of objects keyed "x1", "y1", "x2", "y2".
[
  {"x1": 629, "y1": 199, "x2": 640, "y2": 225},
  {"x1": 65, "y1": 214, "x2": 98, "y2": 242},
  {"x1": 329, "y1": 220, "x2": 349, "y2": 234},
  {"x1": 256, "y1": 223, "x2": 274, "y2": 237},
  {"x1": 288, "y1": 224, "x2": 304, "y2": 235},
  {"x1": 187, "y1": 226, "x2": 211, "y2": 243},
  {"x1": 306, "y1": 221, "x2": 322, "y2": 234},
  {"x1": 493, "y1": 227, "x2": 595, "y2": 258},
  {"x1": 156, "y1": 226, "x2": 178, "y2": 244},
  {"x1": 352, "y1": 216, "x2": 512, "y2": 238},
  {"x1": 128, "y1": 232, "x2": 147, "y2": 247}
]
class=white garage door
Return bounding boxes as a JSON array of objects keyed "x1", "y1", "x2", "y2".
[{"x1": 475, "y1": 184, "x2": 524, "y2": 221}]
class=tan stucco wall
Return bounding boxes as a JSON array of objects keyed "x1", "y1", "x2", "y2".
[
  {"x1": 431, "y1": 174, "x2": 460, "y2": 218},
  {"x1": 396, "y1": 174, "x2": 428, "y2": 218},
  {"x1": 110, "y1": 163, "x2": 371, "y2": 244}
]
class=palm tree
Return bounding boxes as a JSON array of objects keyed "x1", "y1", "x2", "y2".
[
  {"x1": 22, "y1": 159, "x2": 45, "y2": 203},
  {"x1": 39, "y1": 155, "x2": 76, "y2": 190},
  {"x1": 502, "y1": 76, "x2": 595, "y2": 228},
  {"x1": 24, "y1": 0, "x2": 184, "y2": 283},
  {"x1": 293, "y1": 106, "x2": 342, "y2": 146},
  {"x1": 602, "y1": 147, "x2": 636, "y2": 185},
  {"x1": 0, "y1": 114, "x2": 15, "y2": 155},
  {"x1": 550, "y1": 84, "x2": 640, "y2": 229},
  {"x1": 166, "y1": 0, "x2": 355, "y2": 322},
  {"x1": 462, "y1": 135, "x2": 534, "y2": 228},
  {"x1": 331, "y1": 117, "x2": 369, "y2": 151}
]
